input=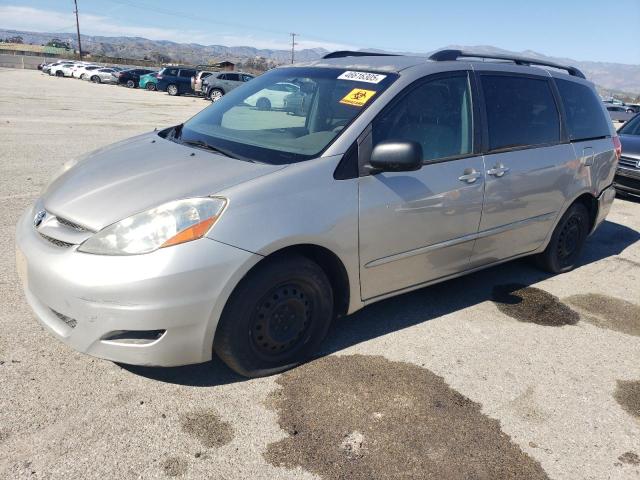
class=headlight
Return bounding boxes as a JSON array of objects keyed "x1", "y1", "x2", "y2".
[{"x1": 78, "y1": 197, "x2": 227, "y2": 255}]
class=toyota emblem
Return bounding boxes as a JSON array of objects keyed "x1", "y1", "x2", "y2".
[{"x1": 33, "y1": 210, "x2": 46, "y2": 228}]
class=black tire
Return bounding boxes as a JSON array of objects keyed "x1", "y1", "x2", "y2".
[
  {"x1": 256, "y1": 97, "x2": 271, "y2": 111},
  {"x1": 126, "y1": 79, "x2": 136, "y2": 88},
  {"x1": 91, "y1": 75, "x2": 101, "y2": 84},
  {"x1": 167, "y1": 84, "x2": 179, "y2": 96},
  {"x1": 209, "y1": 88, "x2": 224, "y2": 102},
  {"x1": 535, "y1": 202, "x2": 589, "y2": 273},
  {"x1": 146, "y1": 83, "x2": 157, "y2": 91},
  {"x1": 55, "y1": 71, "x2": 63, "y2": 77},
  {"x1": 214, "y1": 255, "x2": 334, "y2": 378}
]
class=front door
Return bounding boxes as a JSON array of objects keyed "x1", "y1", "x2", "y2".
[{"x1": 358, "y1": 72, "x2": 485, "y2": 300}]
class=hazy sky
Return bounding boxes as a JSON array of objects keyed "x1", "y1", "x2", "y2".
[{"x1": 1, "y1": 0, "x2": 639, "y2": 64}]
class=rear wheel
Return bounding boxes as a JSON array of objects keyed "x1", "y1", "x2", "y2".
[
  {"x1": 209, "y1": 88, "x2": 224, "y2": 102},
  {"x1": 214, "y1": 255, "x2": 334, "y2": 377},
  {"x1": 126, "y1": 79, "x2": 136, "y2": 88},
  {"x1": 55, "y1": 71, "x2": 63, "y2": 77},
  {"x1": 535, "y1": 202, "x2": 589, "y2": 273},
  {"x1": 167, "y1": 84, "x2": 179, "y2": 96},
  {"x1": 146, "y1": 82, "x2": 157, "y2": 91},
  {"x1": 91, "y1": 75, "x2": 101, "y2": 84}
]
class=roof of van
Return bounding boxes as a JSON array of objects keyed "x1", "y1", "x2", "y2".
[{"x1": 293, "y1": 50, "x2": 587, "y2": 79}]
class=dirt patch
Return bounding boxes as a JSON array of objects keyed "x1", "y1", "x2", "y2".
[
  {"x1": 619, "y1": 451, "x2": 640, "y2": 465},
  {"x1": 614, "y1": 380, "x2": 640, "y2": 420},
  {"x1": 264, "y1": 354, "x2": 549, "y2": 480},
  {"x1": 180, "y1": 411, "x2": 233, "y2": 448},
  {"x1": 492, "y1": 284, "x2": 579, "y2": 327},
  {"x1": 161, "y1": 456, "x2": 188, "y2": 477},
  {"x1": 564, "y1": 294, "x2": 640, "y2": 337}
]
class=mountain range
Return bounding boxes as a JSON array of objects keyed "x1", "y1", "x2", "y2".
[{"x1": 2, "y1": 29, "x2": 638, "y2": 96}]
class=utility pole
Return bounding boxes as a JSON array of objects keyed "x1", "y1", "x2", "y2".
[
  {"x1": 290, "y1": 33, "x2": 298, "y2": 64},
  {"x1": 73, "y1": 0, "x2": 83, "y2": 59}
]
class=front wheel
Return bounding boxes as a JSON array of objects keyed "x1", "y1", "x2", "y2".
[
  {"x1": 167, "y1": 84, "x2": 179, "y2": 96},
  {"x1": 214, "y1": 255, "x2": 334, "y2": 377},
  {"x1": 146, "y1": 83, "x2": 157, "y2": 91},
  {"x1": 535, "y1": 202, "x2": 589, "y2": 273},
  {"x1": 91, "y1": 75, "x2": 101, "y2": 84},
  {"x1": 209, "y1": 88, "x2": 224, "y2": 102}
]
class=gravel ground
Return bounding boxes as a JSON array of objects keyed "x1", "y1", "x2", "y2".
[{"x1": 1, "y1": 68, "x2": 639, "y2": 480}]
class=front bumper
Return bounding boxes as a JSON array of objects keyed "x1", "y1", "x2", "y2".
[{"x1": 15, "y1": 208, "x2": 261, "y2": 366}]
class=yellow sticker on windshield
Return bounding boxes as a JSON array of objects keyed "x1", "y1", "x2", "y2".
[{"x1": 340, "y1": 88, "x2": 377, "y2": 107}]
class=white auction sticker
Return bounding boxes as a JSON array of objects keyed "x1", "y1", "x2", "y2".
[{"x1": 338, "y1": 71, "x2": 387, "y2": 84}]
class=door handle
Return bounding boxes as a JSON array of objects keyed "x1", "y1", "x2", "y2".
[
  {"x1": 487, "y1": 164, "x2": 510, "y2": 177},
  {"x1": 458, "y1": 169, "x2": 482, "y2": 183}
]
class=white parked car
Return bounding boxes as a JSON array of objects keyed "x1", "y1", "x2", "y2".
[
  {"x1": 73, "y1": 65, "x2": 101, "y2": 79},
  {"x1": 244, "y1": 82, "x2": 300, "y2": 110},
  {"x1": 49, "y1": 63, "x2": 75, "y2": 77}
]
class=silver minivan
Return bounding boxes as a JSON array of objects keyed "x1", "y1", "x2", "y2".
[{"x1": 16, "y1": 50, "x2": 619, "y2": 377}]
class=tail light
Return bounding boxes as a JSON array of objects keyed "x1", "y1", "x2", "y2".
[
  {"x1": 613, "y1": 135, "x2": 622, "y2": 160},
  {"x1": 157, "y1": 74, "x2": 163, "y2": 80}
]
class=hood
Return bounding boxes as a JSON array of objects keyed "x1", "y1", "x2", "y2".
[
  {"x1": 620, "y1": 134, "x2": 640, "y2": 160},
  {"x1": 43, "y1": 132, "x2": 285, "y2": 231}
]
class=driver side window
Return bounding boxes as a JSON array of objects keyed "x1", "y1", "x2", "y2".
[{"x1": 372, "y1": 74, "x2": 473, "y2": 162}]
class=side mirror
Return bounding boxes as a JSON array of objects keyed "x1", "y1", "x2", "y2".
[{"x1": 369, "y1": 140, "x2": 423, "y2": 173}]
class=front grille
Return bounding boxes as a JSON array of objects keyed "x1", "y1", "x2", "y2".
[
  {"x1": 615, "y1": 174, "x2": 640, "y2": 193},
  {"x1": 51, "y1": 309, "x2": 77, "y2": 328},
  {"x1": 38, "y1": 232, "x2": 73, "y2": 248},
  {"x1": 56, "y1": 216, "x2": 87, "y2": 232},
  {"x1": 619, "y1": 156, "x2": 639, "y2": 170}
]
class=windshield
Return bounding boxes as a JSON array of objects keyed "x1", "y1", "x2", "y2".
[
  {"x1": 179, "y1": 67, "x2": 397, "y2": 164},
  {"x1": 619, "y1": 114, "x2": 640, "y2": 135}
]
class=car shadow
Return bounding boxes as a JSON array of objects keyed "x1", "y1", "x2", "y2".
[{"x1": 120, "y1": 219, "x2": 639, "y2": 387}]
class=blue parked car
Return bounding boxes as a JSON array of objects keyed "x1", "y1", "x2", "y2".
[{"x1": 156, "y1": 66, "x2": 197, "y2": 96}]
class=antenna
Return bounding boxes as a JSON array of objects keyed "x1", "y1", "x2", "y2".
[
  {"x1": 73, "y1": 0, "x2": 83, "y2": 59},
  {"x1": 290, "y1": 33, "x2": 298, "y2": 64}
]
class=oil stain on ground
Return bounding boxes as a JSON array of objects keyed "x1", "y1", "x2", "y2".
[
  {"x1": 161, "y1": 456, "x2": 188, "y2": 477},
  {"x1": 264, "y1": 354, "x2": 549, "y2": 480},
  {"x1": 614, "y1": 380, "x2": 640, "y2": 420},
  {"x1": 619, "y1": 451, "x2": 640, "y2": 465},
  {"x1": 565, "y1": 294, "x2": 640, "y2": 337},
  {"x1": 180, "y1": 411, "x2": 233, "y2": 448},
  {"x1": 492, "y1": 284, "x2": 579, "y2": 327}
]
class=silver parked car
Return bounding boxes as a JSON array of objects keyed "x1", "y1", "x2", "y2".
[
  {"x1": 16, "y1": 50, "x2": 618, "y2": 377},
  {"x1": 202, "y1": 71, "x2": 254, "y2": 101},
  {"x1": 606, "y1": 104, "x2": 635, "y2": 123},
  {"x1": 614, "y1": 113, "x2": 640, "y2": 198},
  {"x1": 86, "y1": 68, "x2": 118, "y2": 84}
]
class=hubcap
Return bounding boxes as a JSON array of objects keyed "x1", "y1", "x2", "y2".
[
  {"x1": 250, "y1": 285, "x2": 312, "y2": 357},
  {"x1": 211, "y1": 91, "x2": 222, "y2": 101},
  {"x1": 169, "y1": 86, "x2": 177, "y2": 94}
]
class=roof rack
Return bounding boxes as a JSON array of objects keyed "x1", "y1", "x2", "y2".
[
  {"x1": 429, "y1": 49, "x2": 585, "y2": 79},
  {"x1": 322, "y1": 50, "x2": 400, "y2": 59}
]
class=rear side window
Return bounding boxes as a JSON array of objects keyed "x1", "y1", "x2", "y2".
[
  {"x1": 555, "y1": 79, "x2": 610, "y2": 141},
  {"x1": 481, "y1": 75, "x2": 560, "y2": 151},
  {"x1": 179, "y1": 69, "x2": 196, "y2": 77},
  {"x1": 226, "y1": 73, "x2": 240, "y2": 81},
  {"x1": 201, "y1": 72, "x2": 212, "y2": 79}
]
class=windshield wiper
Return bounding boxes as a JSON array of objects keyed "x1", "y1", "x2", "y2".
[{"x1": 181, "y1": 139, "x2": 242, "y2": 160}]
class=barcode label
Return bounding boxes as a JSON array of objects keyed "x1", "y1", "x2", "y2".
[{"x1": 337, "y1": 71, "x2": 387, "y2": 84}]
